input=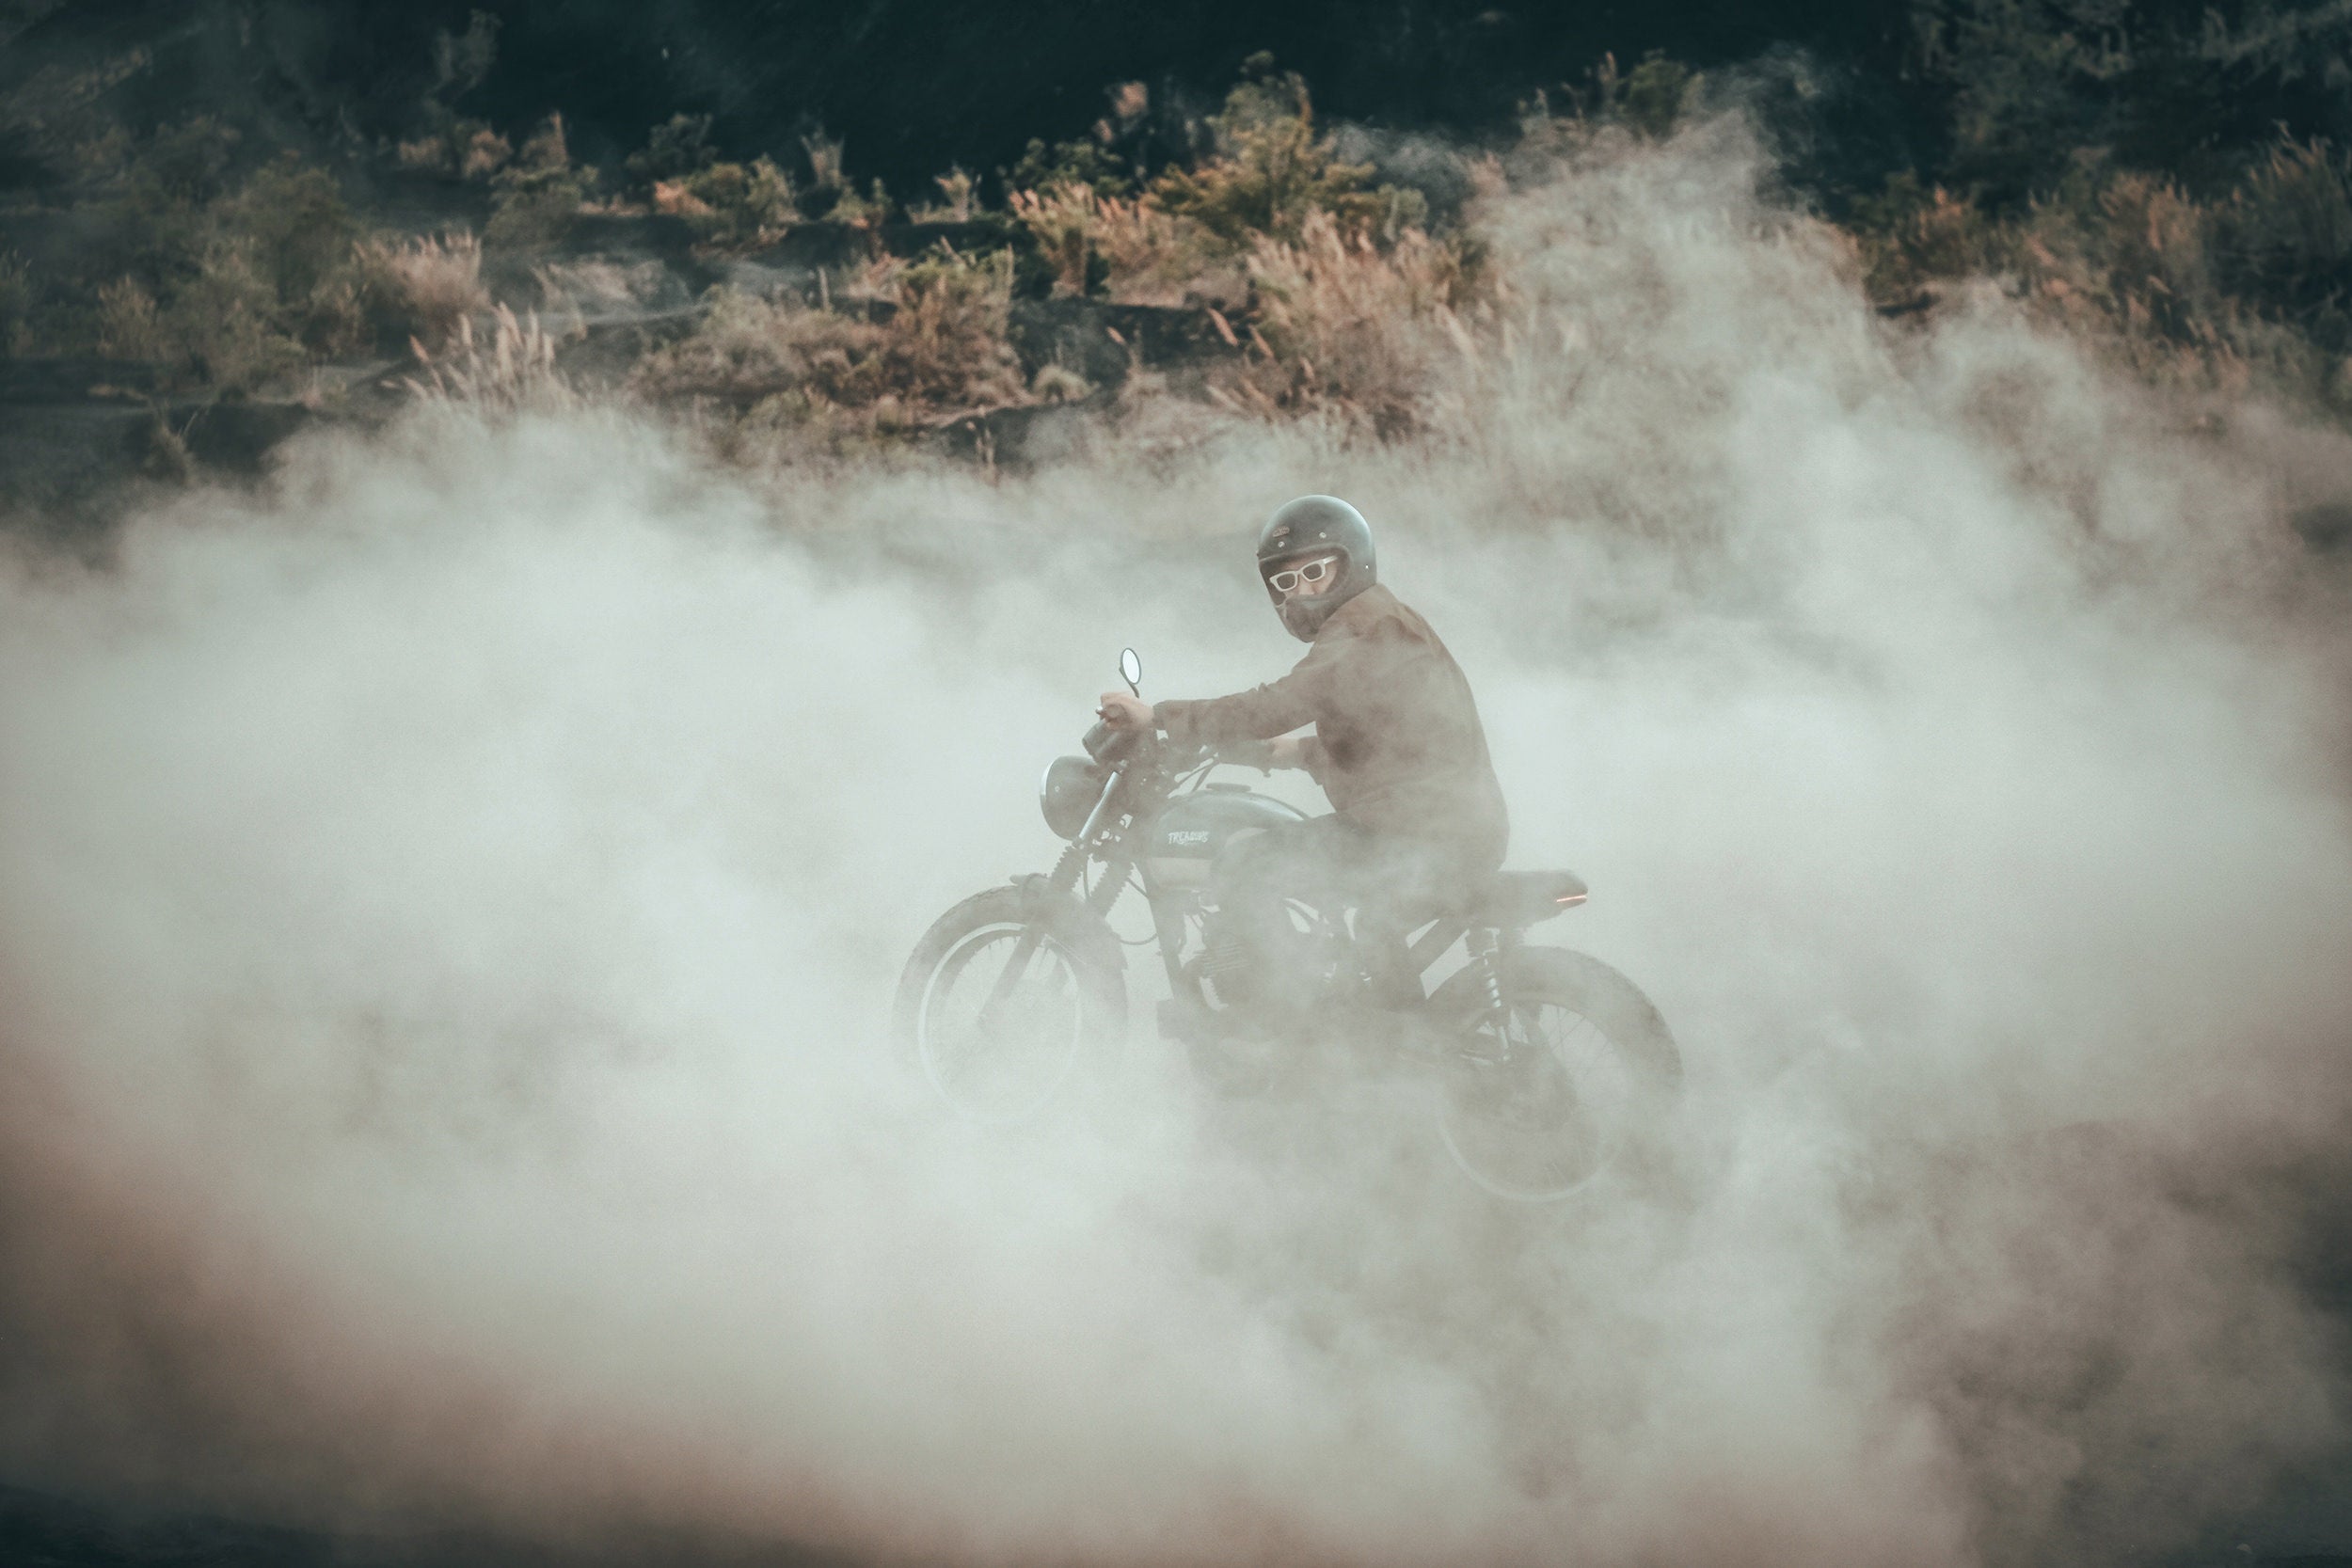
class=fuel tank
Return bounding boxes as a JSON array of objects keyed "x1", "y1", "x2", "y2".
[{"x1": 1141, "y1": 783, "x2": 1308, "y2": 889}]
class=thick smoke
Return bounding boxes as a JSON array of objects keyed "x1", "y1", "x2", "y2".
[{"x1": 2, "y1": 119, "x2": 2349, "y2": 1565}]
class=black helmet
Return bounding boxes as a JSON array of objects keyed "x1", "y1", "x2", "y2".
[{"x1": 1257, "y1": 495, "x2": 1376, "y2": 641}]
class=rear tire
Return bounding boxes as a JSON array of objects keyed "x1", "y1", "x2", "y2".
[
  {"x1": 892, "y1": 886, "x2": 1126, "y2": 1124},
  {"x1": 1430, "y1": 946, "x2": 1680, "y2": 1203}
]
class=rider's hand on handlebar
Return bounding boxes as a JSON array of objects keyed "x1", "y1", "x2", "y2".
[
  {"x1": 1097, "y1": 690, "x2": 1154, "y2": 731},
  {"x1": 1265, "y1": 735, "x2": 1306, "y2": 769}
]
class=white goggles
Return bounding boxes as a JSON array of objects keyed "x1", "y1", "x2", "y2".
[{"x1": 1265, "y1": 555, "x2": 1340, "y2": 594}]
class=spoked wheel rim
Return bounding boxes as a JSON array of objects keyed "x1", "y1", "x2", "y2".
[
  {"x1": 1438, "y1": 1000, "x2": 1643, "y2": 1202},
  {"x1": 916, "y1": 922, "x2": 1089, "y2": 1123}
]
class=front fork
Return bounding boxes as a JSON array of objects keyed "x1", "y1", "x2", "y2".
[{"x1": 982, "y1": 832, "x2": 1122, "y2": 1018}]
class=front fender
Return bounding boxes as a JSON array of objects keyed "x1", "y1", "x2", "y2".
[{"x1": 1009, "y1": 873, "x2": 1125, "y2": 978}]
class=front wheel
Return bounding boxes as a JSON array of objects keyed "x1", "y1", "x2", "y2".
[
  {"x1": 1430, "y1": 946, "x2": 1681, "y2": 1202},
  {"x1": 892, "y1": 886, "x2": 1125, "y2": 1123}
]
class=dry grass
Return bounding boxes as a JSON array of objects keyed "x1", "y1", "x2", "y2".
[
  {"x1": 910, "y1": 167, "x2": 977, "y2": 224},
  {"x1": 1007, "y1": 184, "x2": 1202, "y2": 303},
  {"x1": 404, "y1": 304, "x2": 573, "y2": 412},
  {"x1": 94, "y1": 276, "x2": 166, "y2": 359},
  {"x1": 1848, "y1": 149, "x2": 2344, "y2": 404},
  {"x1": 1212, "y1": 210, "x2": 1491, "y2": 436},
  {"x1": 1852, "y1": 175, "x2": 2019, "y2": 308},
  {"x1": 397, "y1": 125, "x2": 512, "y2": 181},
  {"x1": 632, "y1": 247, "x2": 1026, "y2": 447},
  {"x1": 652, "y1": 157, "x2": 799, "y2": 250},
  {"x1": 354, "y1": 231, "x2": 489, "y2": 348},
  {"x1": 1147, "y1": 60, "x2": 1425, "y2": 255},
  {"x1": 91, "y1": 245, "x2": 309, "y2": 392}
]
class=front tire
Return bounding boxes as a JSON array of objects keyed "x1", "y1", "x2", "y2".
[
  {"x1": 1430, "y1": 946, "x2": 1681, "y2": 1202},
  {"x1": 892, "y1": 886, "x2": 1126, "y2": 1123}
]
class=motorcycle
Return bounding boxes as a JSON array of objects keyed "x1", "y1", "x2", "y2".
[{"x1": 893, "y1": 649, "x2": 1682, "y2": 1202}]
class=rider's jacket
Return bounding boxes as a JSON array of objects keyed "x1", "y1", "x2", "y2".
[{"x1": 1154, "y1": 584, "x2": 1509, "y2": 864}]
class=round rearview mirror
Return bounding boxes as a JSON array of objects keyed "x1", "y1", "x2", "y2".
[{"x1": 1119, "y1": 647, "x2": 1143, "y2": 696}]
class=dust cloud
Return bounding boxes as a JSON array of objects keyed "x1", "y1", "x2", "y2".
[{"x1": 2, "y1": 117, "x2": 2350, "y2": 1566}]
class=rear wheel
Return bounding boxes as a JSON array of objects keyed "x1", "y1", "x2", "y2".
[
  {"x1": 892, "y1": 886, "x2": 1125, "y2": 1123},
  {"x1": 1431, "y1": 946, "x2": 1680, "y2": 1202}
]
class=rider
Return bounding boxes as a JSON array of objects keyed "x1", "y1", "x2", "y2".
[{"x1": 1097, "y1": 495, "x2": 1509, "y2": 1010}]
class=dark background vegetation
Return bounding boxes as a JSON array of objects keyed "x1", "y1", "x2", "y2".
[
  {"x1": 10, "y1": 0, "x2": 2352, "y2": 210},
  {"x1": 12, "y1": 2, "x2": 2352, "y2": 524},
  {"x1": 3, "y1": 0, "x2": 1915, "y2": 196}
]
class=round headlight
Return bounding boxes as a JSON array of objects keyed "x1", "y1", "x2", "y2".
[{"x1": 1040, "y1": 754, "x2": 1104, "y2": 841}]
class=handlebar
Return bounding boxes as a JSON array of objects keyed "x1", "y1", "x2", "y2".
[{"x1": 1083, "y1": 717, "x2": 1243, "y2": 776}]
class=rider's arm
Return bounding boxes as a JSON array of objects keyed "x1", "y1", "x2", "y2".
[
  {"x1": 1153, "y1": 632, "x2": 1344, "y2": 747},
  {"x1": 1221, "y1": 735, "x2": 1311, "y2": 770}
]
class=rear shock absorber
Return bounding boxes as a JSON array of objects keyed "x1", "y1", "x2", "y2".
[{"x1": 1466, "y1": 928, "x2": 1506, "y2": 1018}]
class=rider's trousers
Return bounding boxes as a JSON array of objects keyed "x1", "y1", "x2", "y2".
[{"x1": 1212, "y1": 814, "x2": 1500, "y2": 1012}]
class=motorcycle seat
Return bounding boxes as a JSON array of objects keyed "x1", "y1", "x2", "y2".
[{"x1": 1460, "y1": 869, "x2": 1588, "y2": 927}]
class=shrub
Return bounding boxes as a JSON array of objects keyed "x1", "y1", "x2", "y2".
[
  {"x1": 1215, "y1": 208, "x2": 1489, "y2": 435},
  {"x1": 397, "y1": 11, "x2": 509, "y2": 180},
  {"x1": 219, "y1": 154, "x2": 358, "y2": 306},
  {"x1": 82, "y1": 117, "x2": 240, "y2": 282},
  {"x1": 875, "y1": 247, "x2": 1025, "y2": 406},
  {"x1": 828, "y1": 178, "x2": 894, "y2": 230},
  {"x1": 1148, "y1": 55, "x2": 1426, "y2": 253},
  {"x1": 1007, "y1": 183, "x2": 1104, "y2": 295},
  {"x1": 1913, "y1": 0, "x2": 2125, "y2": 199},
  {"x1": 657, "y1": 157, "x2": 799, "y2": 249},
  {"x1": 2010, "y1": 170, "x2": 2268, "y2": 388},
  {"x1": 1085, "y1": 193, "x2": 1203, "y2": 302},
  {"x1": 1619, "y1": 52, "x2": 1694, "y2": 139},
  {"x1": 397, "y1": 122, "x2": 512, "y2": 181},
  {"x1": 1850, "y1": 172, "x2": 2020, "y2": 306},
  {"x1": 95, "y1": 277, "x2": 166, "y2": 360},
  {"x1": 1007, "y1": 183, "x2": 1199, "y2": 301},
  {"x1": 1846, "y1": 152, "x2": 2324, "y2": 399},
  {"x1": 630, "y1": 288, "x2": 877, "y2": 405},
  {"x1": 912, "y1": 167, "x2": 977, "y2": 223},
  {"x1": 802, "y1": 130, "x2": 849, "y2": 194},
  {"x1": 633, "y1": 246, "x2": 1025, "y2": 436},
  {"x1": 69, "y1": 133, "x2": 363, "y2": 389},
  {"x1": 352, "y1": 231, "x2": 489, "y2": 348},
  {"x1": 626, "y1": 114, "x2": 719, "y2": 190},
  {"x1": 485, "y1": 116, "x2": 586, "y2": 250},
  {"x1": 1006, "y1": 137, "x2": 1132, "y2": 198},
  {"x1": 168, "y1": 243, "x2": 308, "y2": 392},
  {"x1": 2212, "y1": 137, "x2": 2352, "y2": 323}
]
